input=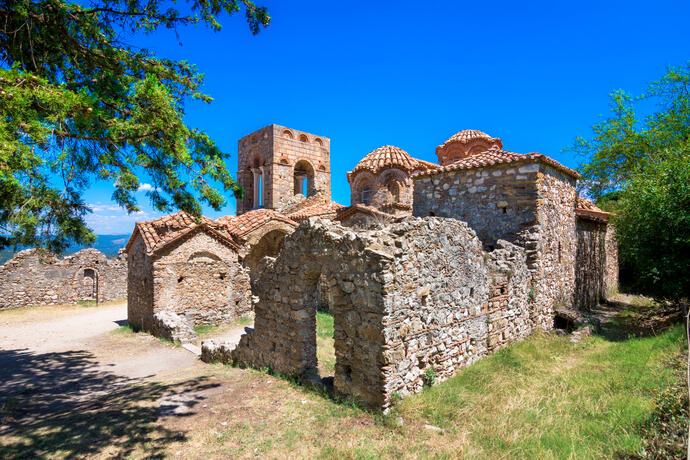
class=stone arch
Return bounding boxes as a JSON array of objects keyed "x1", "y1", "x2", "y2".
[
  {"x1": 76, "y1": 266, "x2": 99, "y2": 301},
  {"x1": 246, "y1": 149, "x2": 267, "y2": 209},
  {"x1": 314, "y1": 137, "x2": 323, "y2": 146},
  {"x1": 351, "y1": 172, "x2": 376, "y2": 206},
  {"x1": 298, "y1": 133, "x2": 309, "y2": 143},
  {"x1": 293, "y1": 159, "x2": 315, "y2": 196},
  {"x1": 188, "y1": 251, "x2": 222, "y2": 263},
  {"x1": 244, "y1": 229, "x2": 290, "y2": 282},
  {"x1": 378, "y1": 169, "x2": 409, "y2": 205},
  {"x1": 230, "y1": 219, "x2": 391, "y2": 406},
  {"x1": 282, "y1": 129, "x2": 294, "y2": 139}
]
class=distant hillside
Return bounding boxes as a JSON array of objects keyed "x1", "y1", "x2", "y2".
[{"x1": 0, "y1": 234, "x2": 130, "y2": 265}]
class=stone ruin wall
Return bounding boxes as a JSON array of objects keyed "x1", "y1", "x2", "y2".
[
  {"x1": 227, "y1": 218, "x2": 389, "y2": 407},
  {"x1": 214, "y1": 217, "x2": 537, "y2": 409},
  {"x1": 574, "y1": 218, "x2": 607, "y2": 311},
  {"x1": 0, "y1": 248, "x2": 127, "y2": 310},
  {"x1": 127, "y1": 235, "x2": 155, "y2": 330},
  {"x1": 531, "y1": 166, "x2": 577, "y2": 325},
  {"x1": 413, "y1": 162, "x2": 579, "y2": 321},
  {"x1": 575, "y1": 218, "x2": 619, "y2": 310},
  {"x1": 153, "y1": 231, "x2": 252, "y2": 327},
  {"x1": 412, "y1": 163, "x2": 540, "y2": 249},
  {"x1": 380, "y1": 219, "x2": 532, "y2": 401},
  {"x1": 127, "y1": 231, "x2": 252, "y2": 332},
  {"x1": 604, "y1": 225, "x2": 619, "y2": 296}
]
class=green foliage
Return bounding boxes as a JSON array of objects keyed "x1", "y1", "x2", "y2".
[
  {"x1": 574, "y1": 63, "x2": 690, "y2": 302},
  {"x1": 573, "y1": 62, "x2": 690, "y2": 199},
  {"x1": 0, "y1": 0, "x2": 269, "y2": 252},
  {"x1": 614, "y1": 152, "x2": 690, "y2": 301},
  {"x1": 422, "y1": 367, "x2": 437, "y2": 387}
]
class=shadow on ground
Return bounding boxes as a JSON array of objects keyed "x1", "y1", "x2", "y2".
[
  {"x1": 590, "y1": 297, "x2": 683, "y2": 342},
  {"x1": 0, "y1": 348, "x2": 218, "y2": 459}
]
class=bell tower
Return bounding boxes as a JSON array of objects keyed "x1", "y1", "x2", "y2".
[{"x1": 236, "y1": 125, "x2": 331, "y2": 215}]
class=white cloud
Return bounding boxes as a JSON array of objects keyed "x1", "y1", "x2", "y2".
[
  {"x1": 85, "y1": 204, "x2": 164, "y2": 235},
  {"x1": 137, "y1": 183, "x2": 157, "y2": 192}
]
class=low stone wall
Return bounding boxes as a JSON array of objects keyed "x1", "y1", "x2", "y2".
[
  {"x1": 0, "y1": 248, "x2": 127, "y2": 310},
  {"x1": 217, "y1": 217, "x2": 542, "y2": 410}
]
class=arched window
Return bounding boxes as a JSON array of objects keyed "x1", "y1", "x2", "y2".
[
  {"x1": 282, "y1": 129, "x2": 293, "y2": 139},
  {"x1": 299, "y1": 134, "x2": 309, "y2": 143},
  {"x1": 387, "y1": 181, "x2": 400, "y2": 202},
  {"x1": 294, "y1": 160, "x2": 315, "y2": 197},
  {"x1": 361, "y1": 186, "x2": 371, "y2": 205}
]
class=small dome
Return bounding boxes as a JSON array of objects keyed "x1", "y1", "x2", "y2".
[
  {"x1": 350, "y1": 145, "x2": 434, "y2": 176},
  {"x1": 445, "y1": 129, "x2": 498, "y2": 145}
]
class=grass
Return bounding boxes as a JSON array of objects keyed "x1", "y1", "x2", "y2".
[
  {"x1": 395, "y1": 324, "x2": 686, "y2": 458},
  {"x1": 316, "y1": 311, "x2": 335, "y2": 376},
  {"x1": 151, "y1": 323, "x2": 685, "y2": 459},
  {"x1": 4, "y1": 300, "x2": 685, "y2": 459}
]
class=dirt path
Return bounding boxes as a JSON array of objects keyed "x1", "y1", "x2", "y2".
[
  {"x1": 0, "y1": 302, "x2": 251, "y2": 435},
  {"x1": 0, "y1": 301, "x2": 130, "y2": 353}
]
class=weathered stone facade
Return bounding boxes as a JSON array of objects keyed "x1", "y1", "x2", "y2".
[
  {"x1": 574, "y1": 199, "x2": 619, "y2": 309},
  {"x1": 346, "y1": 145, "x2": 436, "y2": 219},
  {"x1": 126, "y1": 212, "x2": 252, "y2": 333},
  {"x1": 0, "y1": 248, "x2": 126, "y2": 310},
  {"x1": 412, "y1": 162, "x2": 541, "y2": 249},
  {"x1": 413, "y1": 152, "x2": 578, "y2": 325},
  {"x1": 236, "y1": 124, "x2": 331, "y2": 214},
  {"x1": 206, "y1": 217, "x2": 539, "y2": 409}
]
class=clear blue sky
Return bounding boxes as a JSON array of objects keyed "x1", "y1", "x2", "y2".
[{"x1": 83, "y1": 0, "x2": 690, "y2": 234}]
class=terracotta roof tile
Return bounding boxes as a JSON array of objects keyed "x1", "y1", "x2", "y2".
[
  {"x1": 348, "y1": 145, "x2": 438, "y2": 179},
  {"x1": 218, "y1": 209, "x2": 298, "y2": 238},
  {"x1": 442, "y1": 129, "x2": 500, "y2": 147},
  {"x1": 576, "y1": 197, "x2": 611, "y2": 223},
  {"x1": 288, "y1": 200, "x2": 345, "y2": 221},
  {"x1": 334, "y1": 204, "x2": 394, "y2": 222},
  {"x1": 412, "y1": 148, "x2": 580, "y2": 179},
  {"x1": 125, "y1": 211, "x2": 240, "y2": 255}
]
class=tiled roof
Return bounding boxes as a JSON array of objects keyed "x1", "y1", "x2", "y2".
[
  {"x1": 125, "y1": 211, "x2": 240, "y2": 255},
  {"x1": 334, "y1": 204, "x2": 394, "y2": 221},
  {"x1": 288, "y1": 200, "x2": 345, "y2": 221},
  {"x1": 349, "y1": 145, "x2": 438, "y2": 178},
  {"x1": 444, "y1": 129, "x2": 498, "y2": 145},
  {"x1": 412, "y1": 148, "x2": 580, "y2": 179},
  {"x1": 576, "y1": 197, "x2": 611, "y2": 223},
  {"x1": 217, "y1": 209, "x2": 298, "y2": 238}
]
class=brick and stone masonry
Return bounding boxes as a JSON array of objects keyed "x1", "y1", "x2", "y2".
[
  {"x1": 126, "y1": 212, "x2": 252, "y2": 333},
  {"x1": 0, "y1": 248, "x2": 127, "y2": 310},
  {"x1": 413, "y1": 157, "x2": 578, "y2": 327},
  {"x1": 236, "y1": 124, "x2": 331, "y2": 214},
  {"x1": 574, "y1": 199, "x2": 619, "y2": 310},
  {"x1": 204, "y1": 217, "x2": 534, "y2": 410}
]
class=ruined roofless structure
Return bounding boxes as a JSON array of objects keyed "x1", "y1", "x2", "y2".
[{"x1": 123, "y1": 124, "x2": 618, "y2": 409}]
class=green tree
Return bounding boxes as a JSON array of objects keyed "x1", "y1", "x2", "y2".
[
  {"x1": 0, "y1": 0, "x2": 270, "y2": 252},
  {"x1": 614, "y1": 150, "x2": 690, "y2": 301},
  {"x1": 574, "y1": 63, "x2": 690, "y2": 302}
]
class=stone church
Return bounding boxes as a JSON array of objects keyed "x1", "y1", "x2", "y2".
[{"x1": 126, "y1": 123, "x2": 617, "y2": 407}]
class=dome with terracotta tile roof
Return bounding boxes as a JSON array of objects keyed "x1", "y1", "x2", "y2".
[
  {"x1": 444, "y1": 129, "x2": 499, "y2": 145},
  {"x1": 436, "y1": 129, "x2": 503, "y2": 166},
  {"x1": 348, "y1": 145, "x2": 437, "y2": 179}
]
